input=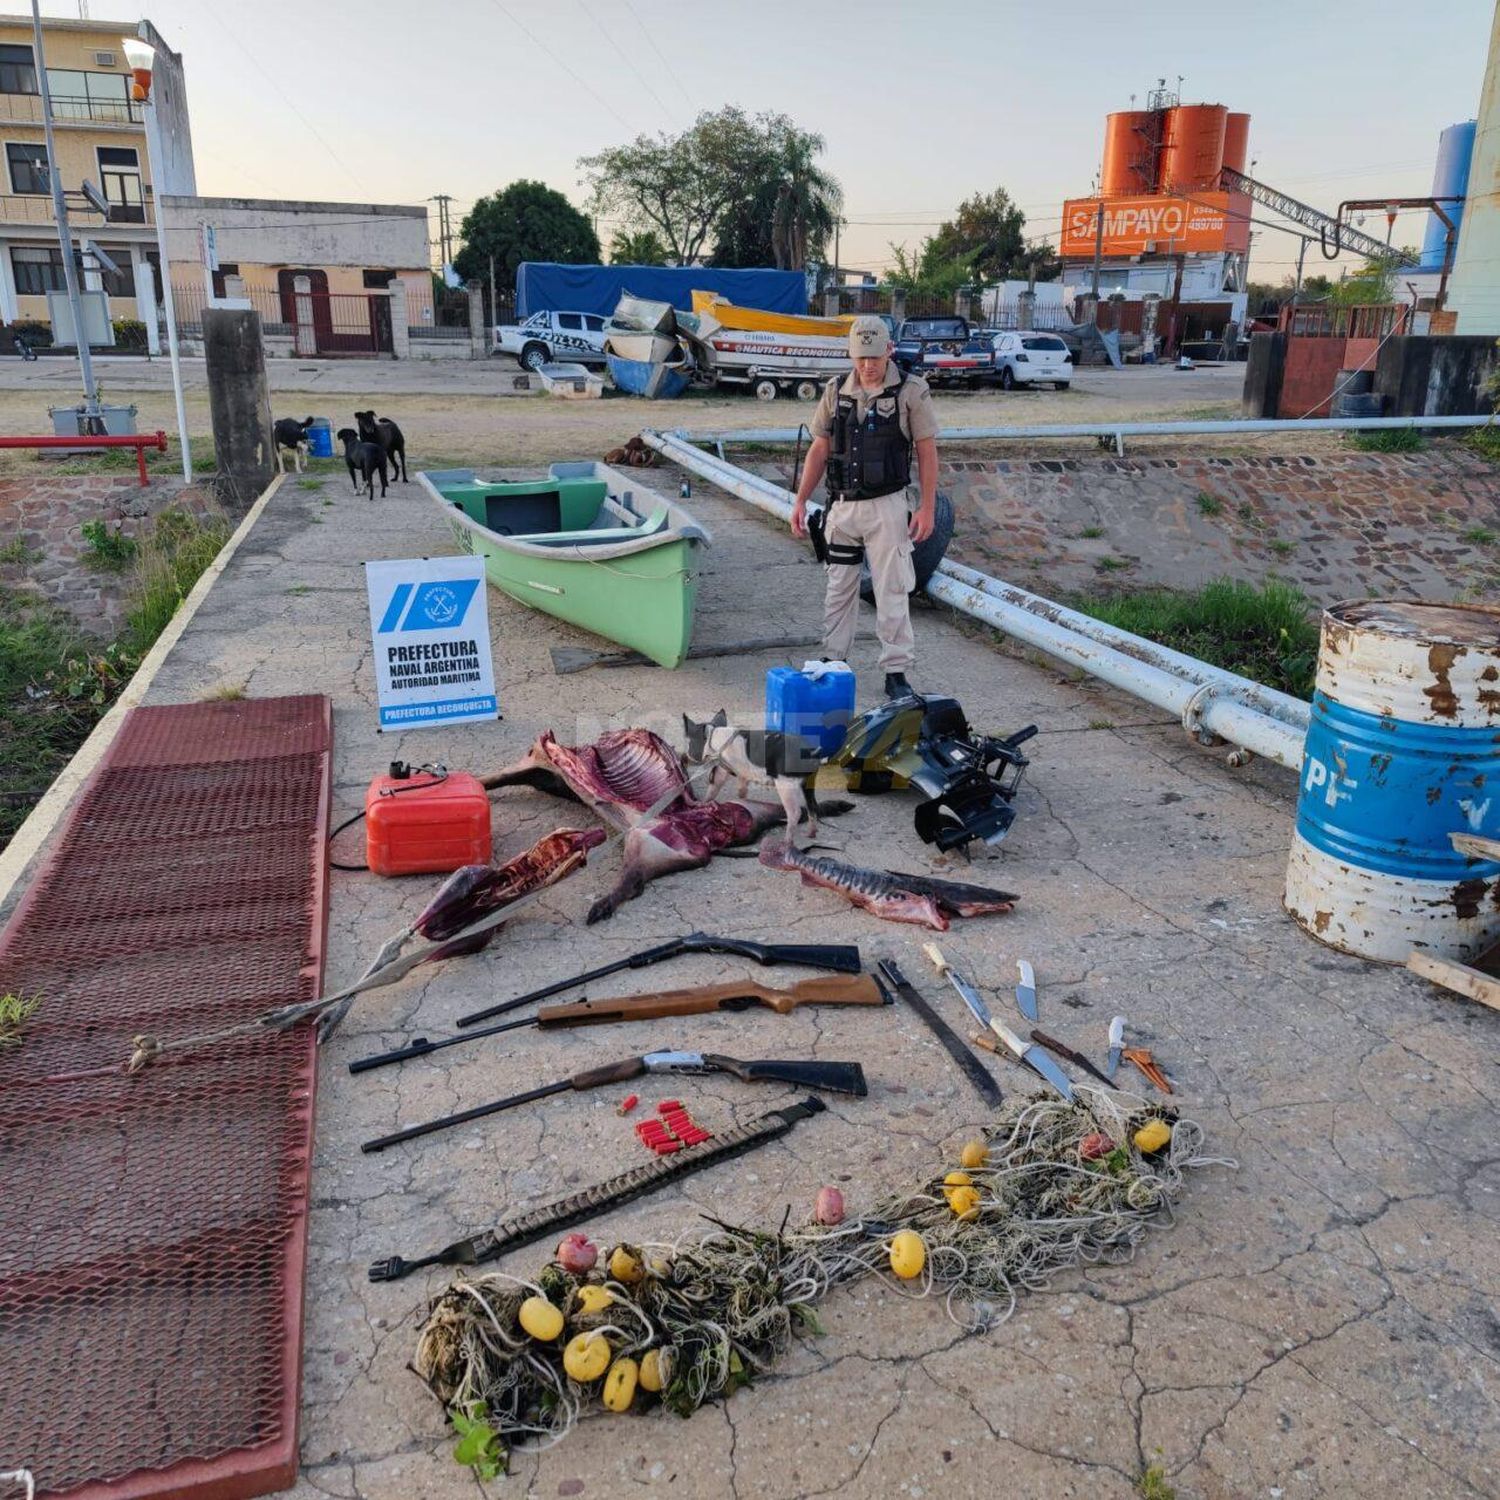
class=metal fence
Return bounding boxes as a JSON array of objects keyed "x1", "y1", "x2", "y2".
[{"x1": 166, "y1": 282, "x2": 393, "y2": 356}]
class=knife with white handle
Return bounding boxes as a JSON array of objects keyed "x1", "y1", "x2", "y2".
[
  {"x1": 923, "y1": 944, "x2": 1073, "y2": 1101},
  {"x1": 1106, "y1": 1016, "x2": 1126, "y2": 1081}
]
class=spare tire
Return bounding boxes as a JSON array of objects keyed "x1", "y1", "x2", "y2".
[{"x1": 859, "y1": 490, "x2": 955, "y2": 603}]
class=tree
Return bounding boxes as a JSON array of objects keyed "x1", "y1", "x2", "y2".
[
  {"x1": 582, "y1": 107, "x2": 841, "y2": 270},
  {"x1": 885, "y1": 241, "x2": 975, "y2": 299},
  {"x1": 454, "y1": 180, "x2": 599, "y2": 285},
  {"x1": 610, "y1": 228, "x2": 669, "y2": 266},
  {"x1": 1328, "y1": 256, "x2": 1405, "y2": 307},
  {"x1": 925, "y1": 187, "x2": 1059, "y2": 284}
]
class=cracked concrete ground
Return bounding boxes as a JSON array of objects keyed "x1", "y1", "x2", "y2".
[{"x1": 74, "y1": 449, "x2": 1500, "y2": 1497}]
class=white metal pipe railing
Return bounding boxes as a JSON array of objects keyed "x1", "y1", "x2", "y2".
[
  {"x1": 673, "y1": 414, "x2": 1497, "y2": 446},
  {"x1": 642, "y1": 428, "x2": 1310, "y2": 770}
]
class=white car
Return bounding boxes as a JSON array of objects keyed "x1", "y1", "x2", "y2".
[
  {"x1": 992, "y1": 331, "x2": 1073, "y2": 390},
  {"x1": 494, "y1": 310, "x2": 608, "y2": 371}
]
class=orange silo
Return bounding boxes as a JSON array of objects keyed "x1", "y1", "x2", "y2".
[
  {"x1": 1222, "y1": 112, "x2": 1251, "y2": 176},
  {"x1": 1101, "y1": 110, "x2": 1157, "y2": 195},
  {"x1": 1160, "y1": 104, "x2": 1229, "y2": 192}
]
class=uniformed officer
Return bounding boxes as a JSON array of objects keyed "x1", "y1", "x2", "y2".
[{"x1": 791, "y1": 314, "x2": 939, "y2": 699}]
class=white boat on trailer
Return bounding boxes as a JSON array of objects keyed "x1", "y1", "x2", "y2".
[{"x1": 682, "y1": 323, "x2": 850, "y2": 401}]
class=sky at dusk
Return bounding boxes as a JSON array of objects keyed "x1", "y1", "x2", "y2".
[{"x1": 63, "y1": 0, "x2": 1497, "y2": 284}]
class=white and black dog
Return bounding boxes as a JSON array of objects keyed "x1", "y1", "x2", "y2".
[
  {"x1": 682, "y1": 710, "x2": 825, "y2": 845},
  {"x1": 273, "y1": 415, "x2": 315, "y2": 474}
]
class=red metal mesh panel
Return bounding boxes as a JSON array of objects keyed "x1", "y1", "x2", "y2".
[{"x1": 0, "y1": 696, "x2": 331, "y2": 1500}]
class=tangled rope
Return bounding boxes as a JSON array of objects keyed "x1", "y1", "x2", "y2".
[{"x1": 412, "y1": 1088, "x2": 1232, "y2": 1474}]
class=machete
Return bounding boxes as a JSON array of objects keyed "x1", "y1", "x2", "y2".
[
  {"x1": 923, "y1": 943, "x2": 1073, "y2": 1101},
  {"x1": 874, "y1": 958, "x2": 1002, "y2": 1109},
  {"x1": 1028, "y1": 1028, "x2": 1116, "y2": 1089},
  {"x1": 457, "y1": 934, "x2": 864, "y2": 1027},
  {"x1": 361, "y1": 1050, "x2": 866, "y2": 1154}
]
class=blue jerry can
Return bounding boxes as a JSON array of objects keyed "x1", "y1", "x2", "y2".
[{"x1": 766, "y1": 662, "x2": 856, "y2": 760}]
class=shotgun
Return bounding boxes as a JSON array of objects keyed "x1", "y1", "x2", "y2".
[
  {"x1": 349, "y1": 972, "x2": 888, "y2": 1075},
  {"x1": 361, "y1": 1051, "x2": 867, "y2": 1153},
  {"x1": 456, "y1": 934, "x2": 864, "y2": 1027}
]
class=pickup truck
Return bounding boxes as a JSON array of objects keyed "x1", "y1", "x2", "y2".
[
  {"x1": 892, "y1": 316, "x2": 996, "y2": 386},
  {"x1": 494, "y1": 310, "x2": 608, "y2": 371}
]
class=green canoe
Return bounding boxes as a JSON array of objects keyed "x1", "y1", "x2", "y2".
[{"x1": 418, "y1": 461, "x2": 710, "y2": 669}]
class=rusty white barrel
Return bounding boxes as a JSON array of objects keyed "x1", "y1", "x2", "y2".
[{"x1": 1285, "y1": 600, "x2": 1500, "y2": 963}]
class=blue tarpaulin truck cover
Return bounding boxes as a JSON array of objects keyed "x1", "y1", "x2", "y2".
[{"x1": 515, "y1": 263, "x2": 808, "y2": 320}]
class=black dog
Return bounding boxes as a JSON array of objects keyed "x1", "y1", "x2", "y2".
[
  {"x1": 336, "y1": 427, "x2": 388, "y2": 499},
  {"x1": 273, "y1": 415, "x2": 315, "y2": 474},
  {"x1": 355, "y1": 410, "x2": 406, "y2": 483}
]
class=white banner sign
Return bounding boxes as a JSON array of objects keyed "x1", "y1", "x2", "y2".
[
  {"x1": 365, "y1": 556, "x2": 498, "y2": 730},
  {"x1": 200, "y1": 222, "x2": 218, "y2": 272}
]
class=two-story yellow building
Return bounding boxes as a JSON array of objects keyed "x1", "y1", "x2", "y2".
[{"x1": 0, "y1": 14, "x2": 192, "y2": 330}]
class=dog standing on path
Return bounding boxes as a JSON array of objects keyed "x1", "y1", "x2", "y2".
[
  {"x1": 274, "y1": 416, "x2": 315, "y2": 474},
  {"x1": 355, "y1": 410, "x2": 407, "y2": 483},
  {"x1": 336, "y1": 427, "x2": 388, "y2": 499}
]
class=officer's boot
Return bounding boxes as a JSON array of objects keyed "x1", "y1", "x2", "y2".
[{"x1": 884, "y1": 672, "x2": 913, "y2": 700}]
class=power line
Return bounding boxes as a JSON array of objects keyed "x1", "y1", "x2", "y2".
[
  {"x1": 620, "y1": 0, "x2": 695, "y2": 111},
  {"x1": 201, "y1": 8, "x2": 370, "y2": 197},
  {"x1": 488, "y1": 0, "x2": 635, "y2": 133},
  {"x1": 578, "y1": 0, "x2": 674, "y2": 120}
]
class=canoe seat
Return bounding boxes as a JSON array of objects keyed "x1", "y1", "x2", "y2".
[{"x1": 521, "y1": 507, "x2": 672, "y2": 548}]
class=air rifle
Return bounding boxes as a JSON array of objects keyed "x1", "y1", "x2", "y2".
[
  {"x1": 361, "y1": 1049, "x2": 867, "y2": 1153},
  {"x1": 455, "y1": 933, "x2": 863, "y2": 1027},
  {"x1": 350, "y1": 972, "x2": 888, "y2": 1076}
]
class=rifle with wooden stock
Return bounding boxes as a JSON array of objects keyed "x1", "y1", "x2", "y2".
[{"x1": 348, "y1": 972, "x2": 888, "y2": 1075}]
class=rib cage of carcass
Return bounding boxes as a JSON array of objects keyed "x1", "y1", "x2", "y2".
[{"x1": 483, "y1": 729, "x2": 795, "y2": 922}]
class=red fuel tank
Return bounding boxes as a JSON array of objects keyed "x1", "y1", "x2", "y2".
[{"x1": 364, "y1": 767, "x2": 492, "y2": 877}]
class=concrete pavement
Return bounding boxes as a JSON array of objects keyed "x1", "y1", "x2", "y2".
[{"x1": 24, "y1": 451, "x2": 1500, "y2": 1498}]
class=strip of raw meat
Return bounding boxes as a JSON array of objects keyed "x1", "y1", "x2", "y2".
[
  {"x1": 588, "y1": 800, "x2": 783, "y2": 924},
  {"x1": 758, "y1": 843, "x2": 1017, "y2": 930},
  {"x1": 414, "y1": 827, "x2": 609, "y2": 954}
]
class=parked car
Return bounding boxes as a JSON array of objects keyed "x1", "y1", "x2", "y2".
[
  {"x1": 991, "y1": 331, "x2": 1073, "y2": 390},
  {"x1": 494, "y1": 310, "x2": 608, "y2": 370},
  {"x1": 892, "y1": 315, "x2": 996, "y2": 386}
]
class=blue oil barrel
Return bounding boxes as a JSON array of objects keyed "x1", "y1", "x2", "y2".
[
  {"x1": 766, "y1": 663, "x2": 856, "y2": 761},
  {"x1": 306, "y1": 418, "x2": 333, "y2": 459},
  {"x1": 1284, "y1": 600, "x2": 1500, "y2": 963}
]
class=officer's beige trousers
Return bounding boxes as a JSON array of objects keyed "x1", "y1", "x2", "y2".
[{"x1": 820, "y1": 490, "x2": 916, "y2": 672}]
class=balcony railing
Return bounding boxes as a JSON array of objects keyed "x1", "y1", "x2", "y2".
[
  {"x1": 0, "y1": 192, "x2": 153, "y2": 226},
  {"x1": 0, "y1": 91, "x2": 143, "y2": 126}
]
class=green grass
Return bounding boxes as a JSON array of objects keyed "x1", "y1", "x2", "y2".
[
  {"x1": 1136, "y1": 1466, "x2": 1176, "y2": 1500},
  {"x1": 1079, "y1": 525, "x2": 1106, "y2": 539},
  {"x1": 1463, "y1": 425, "x2": 1500, "y2": 464},
  {"x1": 1195, "y1": 492, "x2": 1223, "y2": 516},
  {"x1": 1069, "y1": 576, "x2": 1319, "y2": 699},
  {"x1": 1088, "y1": 718, "x2": 1115, "y2": 730},
  {"x1": 203, "y1": 681, "x2": 247, "y2": 701},
  {"x1": 297, "y1": 478, "x2": 323, "y2": 491},
  {"x1": 0, "y1": 536, "x2": 38, "y2": 565},
  {"x1": 80, "y1": 518, "x2": 137, "y2": 570},
  {"x1": 1351, "y1": 427, "x2": 1424, "y2": 453},
  {"x1": 0, "y1": 508, "x2": 231, "y2": 848},
  {"x1": 1269, "y1": 538, "x2": 1296, "y2": 557},
  {"x1": 0, "y1": 588, "x2": 114, "y2": 847},
  {"x1": 1097, "y1": 556, "x2": 1130, "y2": 572},
  {"x1": 1461, "y1": 525, "x2": 1498, "y2": 545},
  {"x1": 0, "y1": 990, "x2": 41, "y2": 1049},
  {"x1": 120, "y1": 508, "x2": 232, "y2": 657}
]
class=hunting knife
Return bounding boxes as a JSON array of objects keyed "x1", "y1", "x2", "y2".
[{"x1": 923, "y1": 944, "x2": 1073, "y2": 1101}]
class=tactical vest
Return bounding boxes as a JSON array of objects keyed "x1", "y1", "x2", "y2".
[{"x1": 824, "y1": 372, "x2": 911, "y2": 500}]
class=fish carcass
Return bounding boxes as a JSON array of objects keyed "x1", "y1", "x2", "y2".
[
  {"x1": 483, "y1": 729, "x2": 794, "y2": 922},
  {"x1": 758, "y1": 842, "x2": 1017, "y2": 931}
]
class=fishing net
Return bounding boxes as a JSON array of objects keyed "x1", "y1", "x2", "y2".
[{"x1": 412, "y1": 1087, "x2": 1230, "y2": 1473}]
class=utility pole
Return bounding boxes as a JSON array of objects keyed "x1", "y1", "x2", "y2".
[
  {"x1": 1292, "y1": 237, "x2": 1308, "y2": 306},
  {"x1": 833, "y1": 217, "x2": 842, "y2": 290},
  {"x1": 1089, "y1": 195, "x2": 1105, "y2": 326},
  {"x1": 31, "y1": 0, "x2": 98, "y2": 421},
  {"x1": 488, "y1": 254, "x2": 497, "y2": 348},
  {"x1": 429, "y1": 194, "x2": 454, "y2": 272}
]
